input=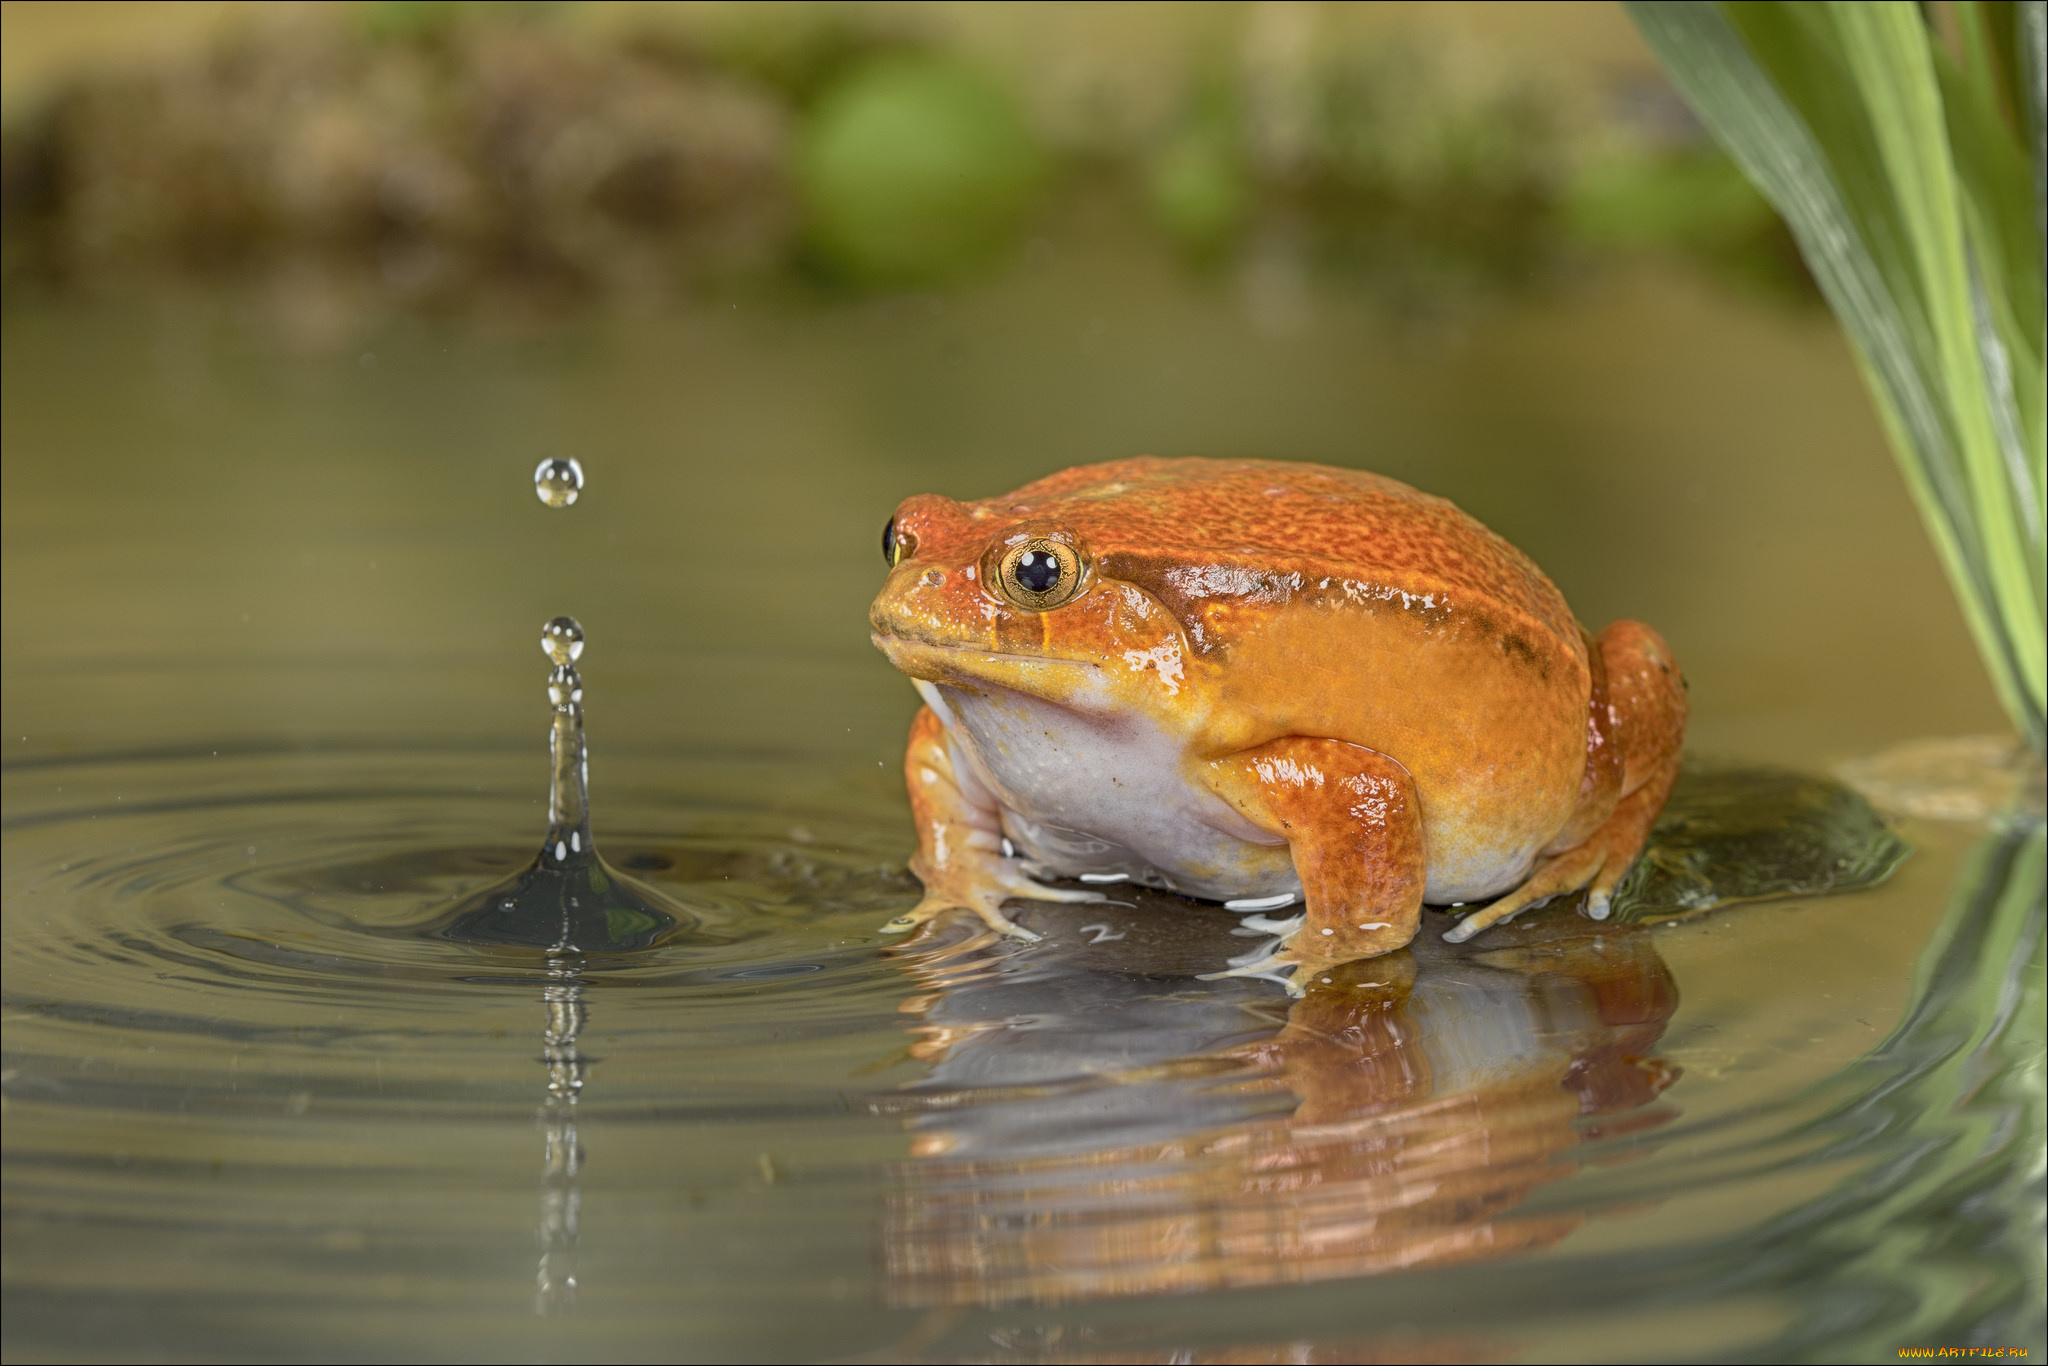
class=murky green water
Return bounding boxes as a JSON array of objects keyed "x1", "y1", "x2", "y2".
[{"x1": 4, "y1": 238, "x2": 2040, "y2": 1362}]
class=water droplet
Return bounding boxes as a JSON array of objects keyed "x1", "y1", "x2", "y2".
[
  {"x1": 534, "y1": 458, "x2": 584, "y2": 509},
  {"x1": 542, "y1": 617, "x2": 584, "y2": 666}
]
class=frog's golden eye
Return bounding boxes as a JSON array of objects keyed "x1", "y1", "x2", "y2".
[
  {"x1": 883, "y1": 518, "x2": 916, "y2": 566},
  {"x1": 997, "y1": 538, "x2": 1083, "y2": 611}
]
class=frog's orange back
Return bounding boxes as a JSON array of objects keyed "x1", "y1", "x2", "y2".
[{"x1": 992, "y1": 457, "x2": 1581, "y2": 657}]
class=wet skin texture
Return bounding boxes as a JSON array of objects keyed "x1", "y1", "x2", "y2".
[{"x1": 869, "y1": 457, "x2": 1687, "y2": 993}]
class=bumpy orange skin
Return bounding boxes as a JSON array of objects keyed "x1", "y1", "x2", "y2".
[{"x1": 870, "y1": 457, "x2": 1687, "y2": 989}]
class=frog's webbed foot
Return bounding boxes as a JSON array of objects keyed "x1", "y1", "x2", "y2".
[
  {"x1": 1441, "y1": 846, "x2": 1605, "y2": 944},
  {"x1": 881, "y1": 894, "x2": 1042, "y2": 942},
  {"x1": 1197, "y1": 920, "x2": 1331, "y2": 998},
  {"x1": 880, "y1": 853, "x2": 1106, "y2": 943},
  {"x1": 1199, "y1": 947, "x2": 1340, "y2": 999}
]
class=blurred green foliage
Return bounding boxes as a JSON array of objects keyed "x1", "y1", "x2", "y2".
[
  {"x1": 797, "y1": 56, "x2": 1048, "y2": 283},
  {"x1": 1562, "y1": 148, "x2": 1809, "y2": 294},
  {"x1": 1565, "y1": 151, "x2": 1775, "y2": 251},
  {"x1": 0, "y1": 2, "x2": 1822, "y2": 307},
  {"x1": 683, "y1": 7, "x2": 919, "y2": 110},
  {"x1": 360, "y1": 1, "x2": 465, "y2": 41},
  {"x1": 1145, "y1": 95, "x2": 1251, "y2": 260},
  {"x1": 361, "y1": 0, "x2": 566, "y2": 42},
  {"x1": 1130, "y1": 34, "x2": 1610, "y2": 295}
]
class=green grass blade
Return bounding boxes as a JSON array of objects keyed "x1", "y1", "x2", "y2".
[
  {"x1": 1625, "y1": 1, "x2": 2046, "y2": 749},
  {"x1": 2018, "y1": 1, "x2": 2047, "y2": 239},
  {"x1": 1829, "y1": 4, "x2": 2044, "y2": 707}
]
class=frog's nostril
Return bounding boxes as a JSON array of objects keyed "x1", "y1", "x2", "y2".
[{"x1": 921, "y1": 568, "x2": 945, "y2": 587}]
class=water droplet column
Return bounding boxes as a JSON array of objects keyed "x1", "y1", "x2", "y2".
[{"x1": 541, "y1": 616, "x2": 590, "y2": 869}]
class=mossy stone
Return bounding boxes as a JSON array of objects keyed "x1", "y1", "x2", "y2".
[{"x1": 1609, "y1": 764, "x2": 1911, "y2": 923}]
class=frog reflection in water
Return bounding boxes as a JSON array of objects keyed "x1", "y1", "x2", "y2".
[
  {"x1": 869, "y1": 458, "x2": 1687, "y2": 993},
  {"x1": 882, "y1": 900, "x2": 1679, "y2": 1310}
]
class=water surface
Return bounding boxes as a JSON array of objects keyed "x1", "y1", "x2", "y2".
[{"x1": 4, "y1": 240, "x2": 2038, "y2": 1362}]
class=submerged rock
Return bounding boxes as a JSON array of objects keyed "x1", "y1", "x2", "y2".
[{"x1": 1608, "y1": 763, "x2": 1911, "y2": 923}]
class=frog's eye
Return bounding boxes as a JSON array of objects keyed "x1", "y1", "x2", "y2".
[
  {"x1": 997, "y1": 538, "x2": 1083, "y2": 611},
  {"x1": 883, "y1": 518, "x2": 916, "y2": 566}
]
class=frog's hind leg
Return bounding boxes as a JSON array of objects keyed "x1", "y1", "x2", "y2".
[{"x1": 1444, "y1": 620, "x2": 1687, "y2": 945}]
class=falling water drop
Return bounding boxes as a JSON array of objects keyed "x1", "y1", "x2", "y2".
[
  {"x1": 542, "y1": 615, "x2": 584, "y2": 665},
  {"x1": 534, "y1": 458, "x2": 584, "y2": 509}
]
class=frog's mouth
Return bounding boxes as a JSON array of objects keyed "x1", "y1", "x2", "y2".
[{"x1": 871, "y1": 632, "x2": 1104, "y2": 707}]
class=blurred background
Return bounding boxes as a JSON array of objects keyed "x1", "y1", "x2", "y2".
[
  {"x1": 0, "y1": 0, "x2": 2003, "y2": 777},
  {"x1": 3, "y1": 0, "x2": 1802, "y2": 312}
]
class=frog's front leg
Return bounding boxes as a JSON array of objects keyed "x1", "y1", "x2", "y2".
[
  {"x1": 1199, "y1": 738, "x2": 1426, "y2": 996},
  {"x1": 881, "y1": 705, "x2": 1104, "y2": 943}
]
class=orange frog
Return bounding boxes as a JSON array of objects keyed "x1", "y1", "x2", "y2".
[{"x1": 869, "y1": 457, "x2": 1687, "y2": 993}]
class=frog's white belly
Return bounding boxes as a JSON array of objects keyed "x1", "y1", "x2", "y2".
[
  {"x1": 921, "y1": 677, "x2": 1541, "y2": 908},
  {"x1": 921, "y1": 680, "x2": 1297, "y2": 903}
]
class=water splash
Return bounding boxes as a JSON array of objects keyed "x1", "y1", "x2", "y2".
[
  {"x1": 439, "y1": 617, "x2": 685, "y2": 951},
  {"x1": 534, "y1": 458, "x2": 584, "y2": 509}
]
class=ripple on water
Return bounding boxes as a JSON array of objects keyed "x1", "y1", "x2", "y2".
[
  {"x1": 2, "y1": 745, "x2": 923, "y2": 1119},
  {"x1": 4, "y1": 750, "x2": 2036, "y2": 1363}
]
